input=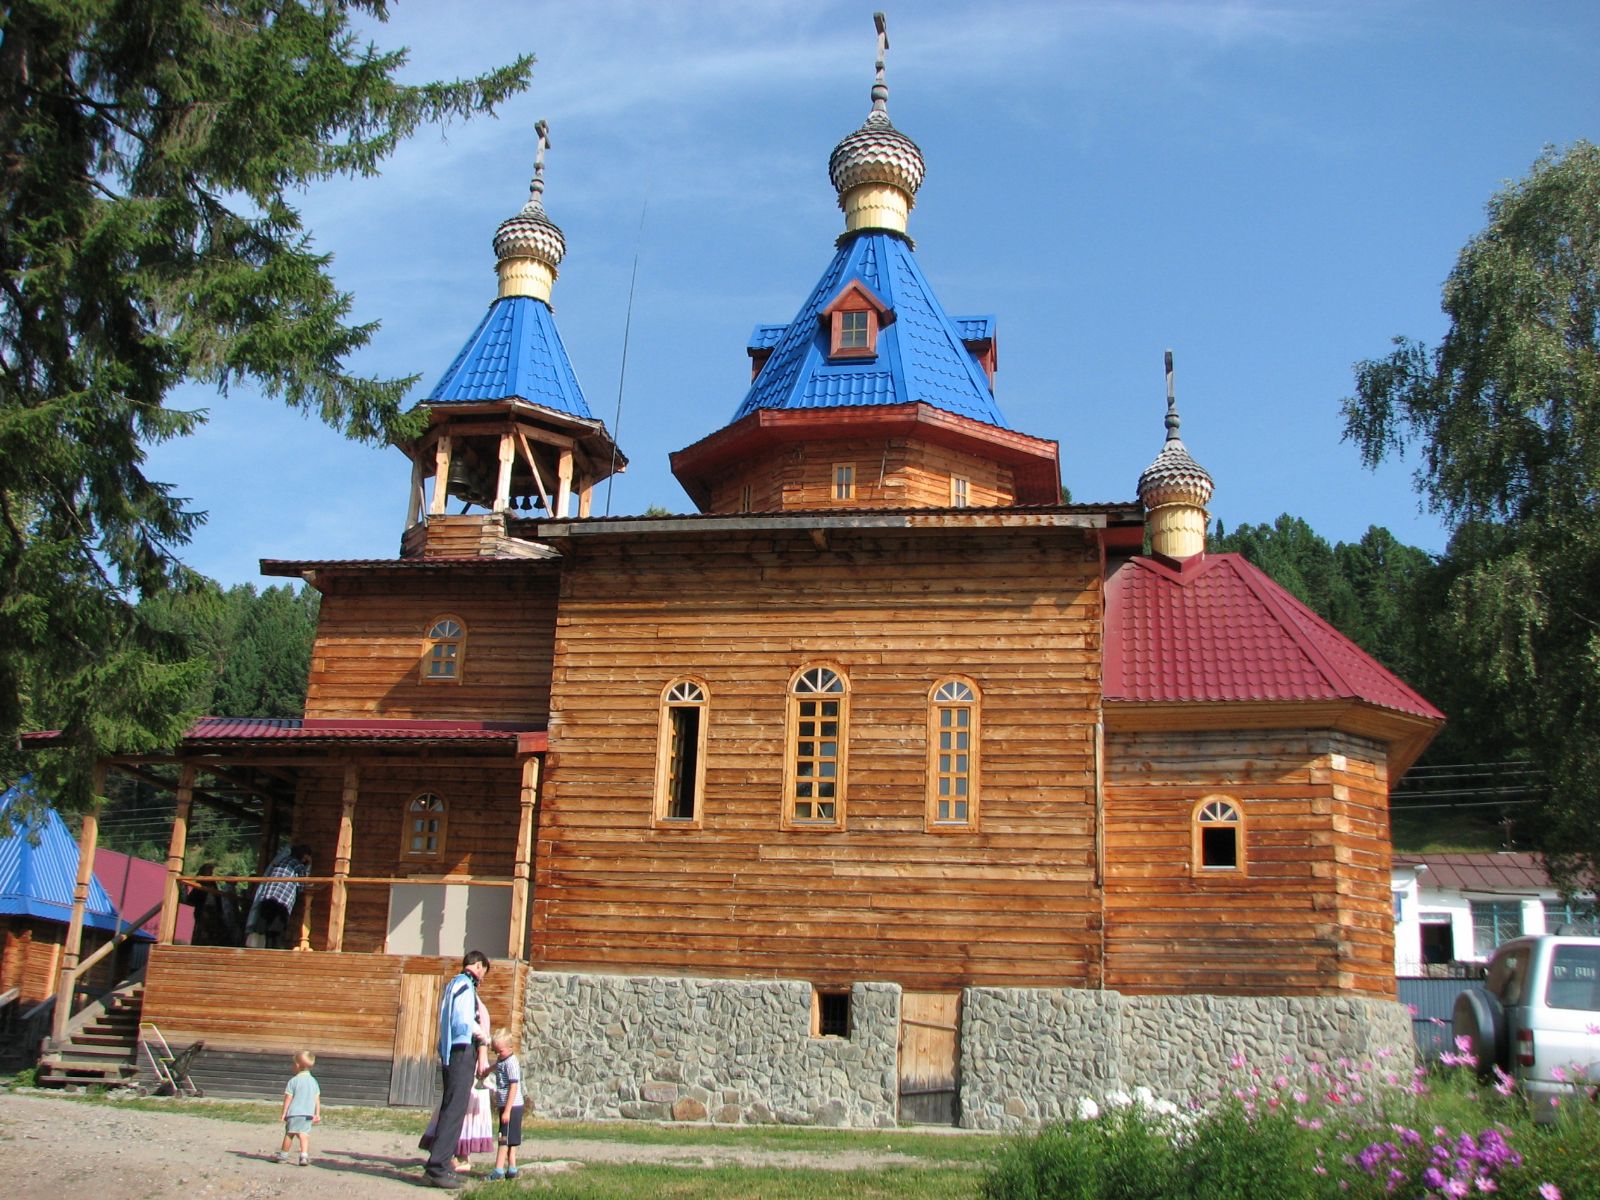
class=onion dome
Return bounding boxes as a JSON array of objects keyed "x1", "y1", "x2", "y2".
[
  {"x1": 494, "y1": 120, "x2": 565, "y2": 302},
  {"x1": 829, "y1": 13, "x2": 924, "y2": 233},
  {"x1": 1139, "y1": 352, "x2": 1213, "y2": 559}
]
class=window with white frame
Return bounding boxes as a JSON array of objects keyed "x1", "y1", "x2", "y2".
[{"x1": 785, "y1": 666, "x2": 847, "y2": 827}]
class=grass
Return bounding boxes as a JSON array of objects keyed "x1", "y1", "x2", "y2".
[
  {"x1": 471, "y1": 1164, "x2": 982, "y2": 1199},
  {"x1": 34, "y1": 1089, "x2": 1003, "y2": 1165}
]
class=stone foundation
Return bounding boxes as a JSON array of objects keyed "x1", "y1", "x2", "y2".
[
  {"x1": 522, "y1": 972, "x2": 901, "y2": 1127},
  {"x1": 961, "y1": 987, "x2": 1416, "y2": 1130},
  {"x1": 521, "y1": 970, "x2": 1414, "y2": 1130}
]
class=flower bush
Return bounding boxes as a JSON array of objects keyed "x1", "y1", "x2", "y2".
[{"x1": 980, "y1": 1042, "x2": 1600, "y2": 1200}]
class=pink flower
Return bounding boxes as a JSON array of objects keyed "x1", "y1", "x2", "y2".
[
  {"x1": 1492, "y1": 1066, "x2": 1515, "y2": 1097},
  {"x1": 1229, "y1": 1051, "x2": 1248, "y2": 1070},
  {"x1": 1551, "y1": 1065, "x2": 1568, "y2": 1083},
  {"x1": 1538, "y1": 1184, "x2": 1561, "y2": 1200},
  {"x1": 1474, "y1": 1175, "x2": 1496, "y2": 1193},
  {"x1": 1584, "y1": 1023, "x2": 1600, "y2": 1036}
]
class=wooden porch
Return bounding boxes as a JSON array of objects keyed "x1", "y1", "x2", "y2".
[{"x1": 138, "y1": 944, "x2": 524, "y2": 1104}]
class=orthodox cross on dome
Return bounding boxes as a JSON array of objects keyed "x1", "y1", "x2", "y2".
[
  {"x1": 872, "y1": 11, "x2": 890, "y2": 113},
  {"x1": 1164, "y1": 348, "x2": 1182, "y2": 442},
  {"x1": 530, "y1": 119, "x2": 550, "y2": 206}
]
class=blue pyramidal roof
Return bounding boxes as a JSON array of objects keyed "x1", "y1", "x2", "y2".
[
  {"x1": 0, "y1": 783, "x2": 125, "y2": 932},
  {"x1": 732, "y1": 231, "x2": 1008, "y2": 428},
  {"x1": 426, "y1": 296, "x2": 594, "y2": 419}
]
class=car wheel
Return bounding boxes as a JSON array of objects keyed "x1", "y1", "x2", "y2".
[{"x1": 1452, "y1": 987, "x2": 1507, "y2": 1079}]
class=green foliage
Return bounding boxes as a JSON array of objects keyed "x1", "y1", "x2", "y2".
[
  {"x1": 982, "y1": 1105, "x2": 1184, "y2": 1200},
  {"x1": 0, "y1": 2, "x2": 531, "y2": 814},
  {"x1": 1208, "y1": 516, "x2": 1436, "y2": 687},
  {"x1": 1343, "y1": 141, "x2": 1600, "y2": 892}
]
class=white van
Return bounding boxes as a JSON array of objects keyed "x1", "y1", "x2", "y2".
[{"x1": 1453, "y1": 934, "x2": 1600, "y2": 1120}]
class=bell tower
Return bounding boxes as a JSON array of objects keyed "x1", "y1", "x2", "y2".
[{"x1": 400, "y1": 122, "x2": 625, "y2": 557}]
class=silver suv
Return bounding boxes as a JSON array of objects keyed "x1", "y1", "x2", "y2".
[{"x1": 1453, "y1": 934, "x2": 1600, "y2": 1119}]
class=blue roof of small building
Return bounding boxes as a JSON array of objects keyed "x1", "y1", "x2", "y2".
[
  {"x1": 425, "y1": 295, "x2": 594, "y2": 419},
  {"x1": 731, "y1": 231, "x2": 1009, "y2": 428},
  {"x1": 955, "y1": 315, "x2": 996, "y2": 343},
  {"x1": 748, "y1": 324, "x2": 789, "y2": 353},
  {"x1": 0, "y1": 784, "x2": 125, "y2": 932}
]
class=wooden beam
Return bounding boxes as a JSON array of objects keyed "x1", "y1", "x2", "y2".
[
  {"x1": 407, "y1": 454, "x2": 424, "y2": 528},
  {"x1": 108, "y1": 761, "x2": 263, "y2": 823},
  {"x1": 430, "y1": 436, "x2": 452, "y2": 515},
  {"x1": 494, "y1": 432, "x2": 515, "y2": 512},
  {"x1": 327, "y1": 763, "x2": 359, "y2": 952},
  {"x1": 578, "y1": 479, "x2": 594, "y2": 518},
  {"x1": 513, "y1": 428, "x2": 554, "y2": 514},
  {"x1": 508, "y1": 757, "x2": 540, "y2": 959},
  {"x1": 157, "y1": 765, "x2": 197, "y2": 944},
  {"x1": 555, "y1": 448, "x2": 574, "y2": 518},
  {"x1": 52, "y1": 764, "x2": 105, "y2": 1042}
]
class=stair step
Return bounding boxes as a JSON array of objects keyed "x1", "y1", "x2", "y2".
[
  {"x1": 50, "y1": 1044, "x2": 137, "y2": 1062},
  {"x1": 73, "y1": 1034, "x2": 139, "y2": 1049}
]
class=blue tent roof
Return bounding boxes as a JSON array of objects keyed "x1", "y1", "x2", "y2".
[
  {"x1": 732, "y1": 231, "x2": 1009, "y2": 428},
  {"x1": 425, "y1": 295, "x2": 594, "y2": 420},
  {"x1": 0, "y1": 784, "x2": 126, "y2": 933}
]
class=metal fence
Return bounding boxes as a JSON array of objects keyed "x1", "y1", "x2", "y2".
[{"x1": 1398, "y1": 976, "x2": 1484, "y2": 1060}]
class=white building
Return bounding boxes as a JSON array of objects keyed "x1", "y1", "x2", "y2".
[{"x1": 1392, "y1": 852, "x2": 1598, "y2": 976}]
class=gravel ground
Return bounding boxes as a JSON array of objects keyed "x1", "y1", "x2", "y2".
[{"x1": 0, "y1": 1091, "x2": 924, "y2": 1198}]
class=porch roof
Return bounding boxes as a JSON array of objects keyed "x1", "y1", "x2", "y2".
[{"x1": 22, "y1": 718, "x2": 548, "y2": 754}]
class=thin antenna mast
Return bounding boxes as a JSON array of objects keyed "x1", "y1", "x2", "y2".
[{"x1": 605, "y1": 194, "x2": 648, "y2": 516}]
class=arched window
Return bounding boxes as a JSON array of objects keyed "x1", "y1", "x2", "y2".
[
  {"x1": 422, "y1": 616, "x2": 466, "y2": 682},
  {"x1": 784, "y1": 666, "x2": 848, "y2": 828},
  {"x1": 1194, "y1": 797, "x2": 1243, "y2": 872},
  {"x1": 654, "y1": 679, "x2": 708, "y2": 827},
  {"x1": 405, "y1": 792, "x2": 447, "y2": 857},
  {"x1": 927, "y1": 678, "x2": 979, "y2": 830}
]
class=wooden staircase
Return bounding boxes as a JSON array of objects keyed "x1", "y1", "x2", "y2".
[{"x1": 36, "y1": 981, "x2": 144, "y2": 1088}]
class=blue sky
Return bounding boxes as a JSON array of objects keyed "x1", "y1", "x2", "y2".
[{"x1": 145, "y1": 0, "x2": 1600, "y2": 586}]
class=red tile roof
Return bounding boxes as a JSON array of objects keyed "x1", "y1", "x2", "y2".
[
  {"x1": 23, "y1": 719, "x2": 548, "y2": 753},
  {"x1": 1103, "y1": 553, "x2": 1443, "y2": 719},
  {"x1": 182, "y1": 718, "x2": 546, "y2": 752},
  {"x1": 1394, "y1": 852, "x2": 1552, "y2": 892}
]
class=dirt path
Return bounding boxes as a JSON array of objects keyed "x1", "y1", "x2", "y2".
[{"x1": 0, "y1": 1092, "x2": 923, "y2": 1198}]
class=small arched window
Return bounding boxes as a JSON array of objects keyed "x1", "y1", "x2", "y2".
[
  {"x1": 785, "y1": 666, "x2": 848, "y2": 829},
  {"x1": 654, "y1": 679, "x2": 709, "y2": 827},
  {"x1": 405, "y1": 792, "x2": 447, "y2": 857},
  {"x1": 422, "y1": 616, "x2": 466, "y2": 682},
  {"x1": 927, "y1": 678, "x2": 979, "y2": 830},
  {"x1": 1194, "y1": 797, "x2": 1243, "y2": 872}
]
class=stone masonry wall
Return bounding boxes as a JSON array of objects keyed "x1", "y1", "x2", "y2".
[
  {"x1": 522, "y1": 972, "x2": 901, "y2": 1127},
  {"x1": 961, "y1": 986, "x2": 1416, "y2": 1130}
]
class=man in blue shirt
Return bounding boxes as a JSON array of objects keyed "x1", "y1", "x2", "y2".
[{"x1": 424, "y1": 950, "x2": 490, "y2": 1189}]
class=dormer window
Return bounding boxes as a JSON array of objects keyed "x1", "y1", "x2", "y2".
[{"x1": 821, "y1": 281, "x2": 892, "y2": 360}]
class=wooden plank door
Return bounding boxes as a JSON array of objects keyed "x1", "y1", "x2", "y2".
[
  {"x1": 898, "y1": 991, "x2": 960, "y2": 1125},
  {"x1": 389, "y1": 972, "x2": 445, "y2": 1107}
]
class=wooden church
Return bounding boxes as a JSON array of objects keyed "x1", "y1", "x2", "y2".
[{"x1": 32, "y1": 16, "x2": 1442, "y2": 1123}]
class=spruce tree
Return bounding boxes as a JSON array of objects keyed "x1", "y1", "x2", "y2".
[{"x1": 0, "y1": 2, "x2": 531, "y2": 811}]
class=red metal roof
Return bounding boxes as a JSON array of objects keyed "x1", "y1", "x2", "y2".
[
  {"x1": 1103, "y1": 553, "x2": 1443, "y2": 719},
  {"x1": 180, "y1": 717, "x2": 546, "y2": 752},
  {"x1": 1393, "y1": 852, "x2": 1552, "y2": 893}
]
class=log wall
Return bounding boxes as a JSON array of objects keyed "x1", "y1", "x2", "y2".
[
  {"x1": 536, "y1": 526, "x2": 1103, "y2": 991},
  {"x1": 1102, "y1": 727, "x2": 1395, "y2": 998},
  {"x1": 703, "y1": 437, "x2": 1016, "y2": 513},
  {"x1": 304, "y1": 569, "x2": 559, "y2": 722},
  {"x1": 140, "y1": 944, "x2": 522, "y2": 1057},
  {"x1": 292, "y1": 761, "x2": 524, "y2": 954}
]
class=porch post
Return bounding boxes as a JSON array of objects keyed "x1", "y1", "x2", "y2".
[
  {"x1": 157, "y1": 764, "x2": 198, "y2": 944},
  {"x1": 256, "y1": 794, "x2": 277, "y2": 873},
  {"x1": 52, "y1": 762, "x2": 106, "y2": 1042},
  {"x1": 327, "y1": 762, "x2": 359, "y2": 952},
  {"x1": 508, "y1": 756, "x2": 540, "y2": 960}
]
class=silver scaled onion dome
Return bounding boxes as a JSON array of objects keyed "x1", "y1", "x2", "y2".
[
  {"x1": 827, "y1": 12, "x2": 926, "y2": 207},
  {"x1": 1138, "y1": 352, "x2": 1214, "y2": 510},
  {"x1": 493, "y1": 119, "x2": 566, "y2": 274}
]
